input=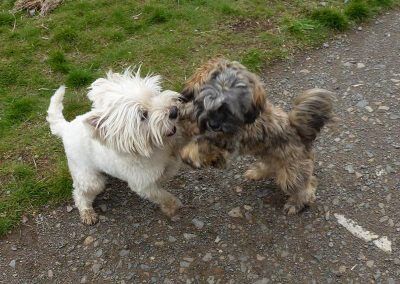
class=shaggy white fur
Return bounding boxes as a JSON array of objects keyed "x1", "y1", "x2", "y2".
[{"x1": 47, "y1": 69, "x2": 183, "y2": 224}]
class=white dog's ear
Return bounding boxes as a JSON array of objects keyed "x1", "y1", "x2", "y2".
[
  {"x1": 86, "y1": 113, "x2": 101, "y2": 128},
  {"x1": 84, "y1": 104, "x2": 153, "y2": 157},
  {"x1": 84, "y1": 112, "x2": 108, "y2": 142}
]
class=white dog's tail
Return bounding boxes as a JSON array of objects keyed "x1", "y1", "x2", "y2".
[{"x1": 46, "y1": 86, "x2": 68, "y2": 137}]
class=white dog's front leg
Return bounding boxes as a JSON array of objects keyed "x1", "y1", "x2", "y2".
[
  {"x1": 72, "y1": 173, "x2": 106, "y2": 225},
  {"x1": 159, "y1": 159, "x2": 181, "y2": 182},
  {"x1": 131, "y1": 183, "x2": 182, "y2": 217}
]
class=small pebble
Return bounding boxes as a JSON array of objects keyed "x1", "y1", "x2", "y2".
[
  {"x1": 191, "y1": 218, "x2": 204, "y2": 229},
  {"x1": 202, "y1": 253, "x2": 212, "y2": 262},
  {"x1": 119, "y1": 249, "x2": 130, "y2": 257},
  {"x1": 228, "y1": 207, "x2": 243, "y2": 218},
  {"x1": 180, "y1": 261, "x2": 191, "y2": 268},
  {"x1": 92, "y1": 263, "x2": 101, "y2": 274},
  {"x1": 95, "y1": 249, "x2": 103, "y2": 257},
  {"x1": 365, "y1": 106, "x2": 373, "y2": 112},
  {"x1": 299, "y1": 69, "x2": 310, "y2": 74},
  {"x1": 357, "y1": 62, "x2": 365, "y2": 69},
  {"x1": 83, "y1": 236, "x2": 94, "y2": 246},
  {"x1": 99, "y1": 204, "x2": 107, "y2": 212},
  {"x1": 256, "y1": 254, "x2": 266, "y2": 261},
  {"x1": 183, "y1": 233, "x2": 197, "y2": 240},
  {"x1": 344, "y1": 165, "x2": 355, "y2": 174}
]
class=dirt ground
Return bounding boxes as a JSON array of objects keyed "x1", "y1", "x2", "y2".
[{"x1": 1, "y1": 10, "x2": 399, "y2": 284}]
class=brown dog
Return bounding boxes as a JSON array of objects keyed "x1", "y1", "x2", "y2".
[{"x1": 179, "y1": 58, "x2": 334, "y2": 214}]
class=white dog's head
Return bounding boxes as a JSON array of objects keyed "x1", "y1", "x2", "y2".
[{"x1": 85, "y1": 68, "x2": 181, "y2": 157}]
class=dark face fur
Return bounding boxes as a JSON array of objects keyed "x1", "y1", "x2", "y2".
[{"x1": 194, "y1": 69, "x2": 259, "y2": 134}]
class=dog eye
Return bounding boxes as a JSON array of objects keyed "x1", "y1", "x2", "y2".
[{"x1": 141, "y1": 111, "x2": 148, "y2": 121}]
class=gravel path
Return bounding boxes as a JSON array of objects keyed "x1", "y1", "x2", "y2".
[{"x1": 1, "y1": 10, "x2": 399, "y2": 284}]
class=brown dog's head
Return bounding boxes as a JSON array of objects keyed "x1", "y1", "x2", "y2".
[{"x1": 182, "y1": 58, "x2": 266, "y2": 134}]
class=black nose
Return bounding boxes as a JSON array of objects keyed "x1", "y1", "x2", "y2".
[
  {"x1": 207, "y1": 120, "x2": 221, "y2": 131},
  {"x1": 169, "y1": 106, "x2": 179, "y2": 119}
]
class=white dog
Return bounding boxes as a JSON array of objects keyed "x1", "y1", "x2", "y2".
[{"x1": 47, "y1": 69, "x2": 183, "y2": 224}]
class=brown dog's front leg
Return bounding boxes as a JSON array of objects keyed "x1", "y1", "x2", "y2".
[{"x1": 180, "y1": 137, "x2": 229, "y2": 169}]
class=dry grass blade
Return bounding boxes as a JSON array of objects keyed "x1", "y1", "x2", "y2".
[{"x1": 13, "y1": 0, "x2": 63, "y2": 16}]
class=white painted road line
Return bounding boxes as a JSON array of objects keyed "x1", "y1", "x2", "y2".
[{"x1": 334, "y1": 213, "x2": 392, "y2": 253}]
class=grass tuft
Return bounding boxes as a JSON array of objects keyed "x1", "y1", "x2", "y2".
[
  {"x1": 311, "y1": 7, "x2": 349, "y2": 31},
  {"x1": 145, "y1": 6, "x2": 172, "y2": 25},
  {"x1": 286, "y1": 18, "x2": 320, "y2": 35},
  {"x1": 369, "y1": 0, "x2": 394, "y2": 7},
  {"x1": 219, "y1": 3, "x2": 237, "y2": 15},
  {"x1": 241, "y1": 50, "x2": 264, "y2": 72},
  {"x1": 48, "y1": 50, "x2": 70, "y2": 74},
  {"x1": 66, "y1": 69, "x2": 94, "y2": 88},
  {"x1": 5, "y1": 97, "x2": 38, "y2": 123},
  {"x1": 345, "y1": 1, "x2": 371, "y2": 21},
  {"x1": 0, "y1": 66, "x2": 19, "y2": 87},
  {"x1": 0, "y1": 12, "x2": 14, "y2": 27},
  {"x1": 53, "y1": 27, "x2": 78, "y2": 44}
]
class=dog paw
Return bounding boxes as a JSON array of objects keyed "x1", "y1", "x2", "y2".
[
  {"x1": 283, "y1": 203, "x2": 303, "y2": 215},
  {"x1": 283, "y1": 202, "x2": 305, "y2": 215},
  {"x1": 244, "y1": 168, "x2": 264, "y2": 180},
  {"x1": 180, "y1": 140, "x2": 227, "y2": 169},
  {"x1": 180, "y1": 145, "x2": 202, "y2": 168},
  {"x1": 160, "y1": 197, "x2": 183, "y2": 218},
  {"x1": 80, "y1": 209, "x2": 98, "y2": 225},
  {"x1": 208, "y1": 152, "x2": 227, "y2": 169}
]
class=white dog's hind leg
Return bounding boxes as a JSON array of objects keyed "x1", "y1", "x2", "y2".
[
  {"x1": 72, "y1": 171, "x2": 106, "y2": 225},
  {"x1": 132, "y1": 183, "x2": 182, "y2": 217}
]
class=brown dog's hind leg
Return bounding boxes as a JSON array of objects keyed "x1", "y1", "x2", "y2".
[
  {"x1": 283, "y1": 176, "x2": 317, "y2": 215},
  {"x1": 275, "y1": 160, "x2": 316, "y2": 215},
  {"x1": 244, "y1": 161, "x2": 275, "y2": 181}
]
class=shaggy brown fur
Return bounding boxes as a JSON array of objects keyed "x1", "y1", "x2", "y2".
[{"x1": 179, "y1": 58, "x2": 334, "y2": 214}]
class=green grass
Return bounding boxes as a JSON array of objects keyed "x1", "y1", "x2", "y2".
[
  {"x1": 0, "y1": 12, "x2": 14, "y2": 26},
  {"x1": 242, "y1": 50, "x2": 264, "y2": 72},
  {"x1": 48, "y1": 51, "x2": 70, "y2": 74},
  {"x1": 311, "y1": 7, "x2": 349, "y2": 31},
  {"x1": 345, "y1": 1, "x2": 371, "y2": 21},
  {"x1": 66, "y1": 69, "x2": 95, "y2": 88},
  {"x1": 0, "y1": 0, "x2": 399, "y2": 235}
]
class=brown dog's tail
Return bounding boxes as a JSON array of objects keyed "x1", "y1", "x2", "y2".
[{"x1": 289, "y1": 88, "x2": 334, "y2": 146}]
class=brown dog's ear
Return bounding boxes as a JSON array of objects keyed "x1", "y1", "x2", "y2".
[
  {"x1": 243, "y1": 73, "x2": 266, "y2": 124},
  {"x1": 251, "y1": 74, "x2": 267, "y2": 111},
  {"x1": 180, "y1": 87, "x2": 195, "y2": 102},
  {"x1": 181, "y1": 57, "x2": 227, "y2": 103}
]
